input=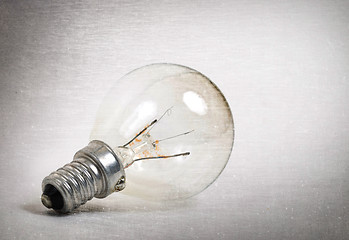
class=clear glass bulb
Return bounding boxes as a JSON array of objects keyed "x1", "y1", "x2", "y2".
[{"x1": 90, "y1": 63, "x2": 234, "y2": 201}]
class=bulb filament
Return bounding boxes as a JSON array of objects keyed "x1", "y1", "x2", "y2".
[{"x1": 120, "y1": 107, "x2": 193, "y2": 169}]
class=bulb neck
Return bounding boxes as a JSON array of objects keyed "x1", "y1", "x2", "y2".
[{"x1": 41, "y1": 140, "x2": 125, "y2": 213}]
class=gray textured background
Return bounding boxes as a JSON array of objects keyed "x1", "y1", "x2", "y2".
[{"x1": 0, "y1": 0, "x2": 348, "y2": 239}]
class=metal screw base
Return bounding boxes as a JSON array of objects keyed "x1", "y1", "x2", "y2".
[{"x1": 41, "y1": 140, "x2": 125, "y2": 213}]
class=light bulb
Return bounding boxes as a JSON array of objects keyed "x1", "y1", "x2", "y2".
[{"x1": 41, "y1": 63, "x2": 234, "y2": 213}]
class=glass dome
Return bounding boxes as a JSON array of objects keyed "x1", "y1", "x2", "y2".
[{"x1": 90, "y1": 63, "x2": 234, "y2": 201}]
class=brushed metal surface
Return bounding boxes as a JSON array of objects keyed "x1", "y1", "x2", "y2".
[{"x1": 0, "y1": 0, "x2": 348, "y2": 239}]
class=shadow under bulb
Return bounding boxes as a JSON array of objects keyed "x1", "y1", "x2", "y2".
[{"x1": 41, "y1": 63, "x2": 234, "y2": 213}]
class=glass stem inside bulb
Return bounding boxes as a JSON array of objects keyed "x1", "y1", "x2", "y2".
[{"x1": 114, "y1": 133, "x2": 156, "y2": 168}]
